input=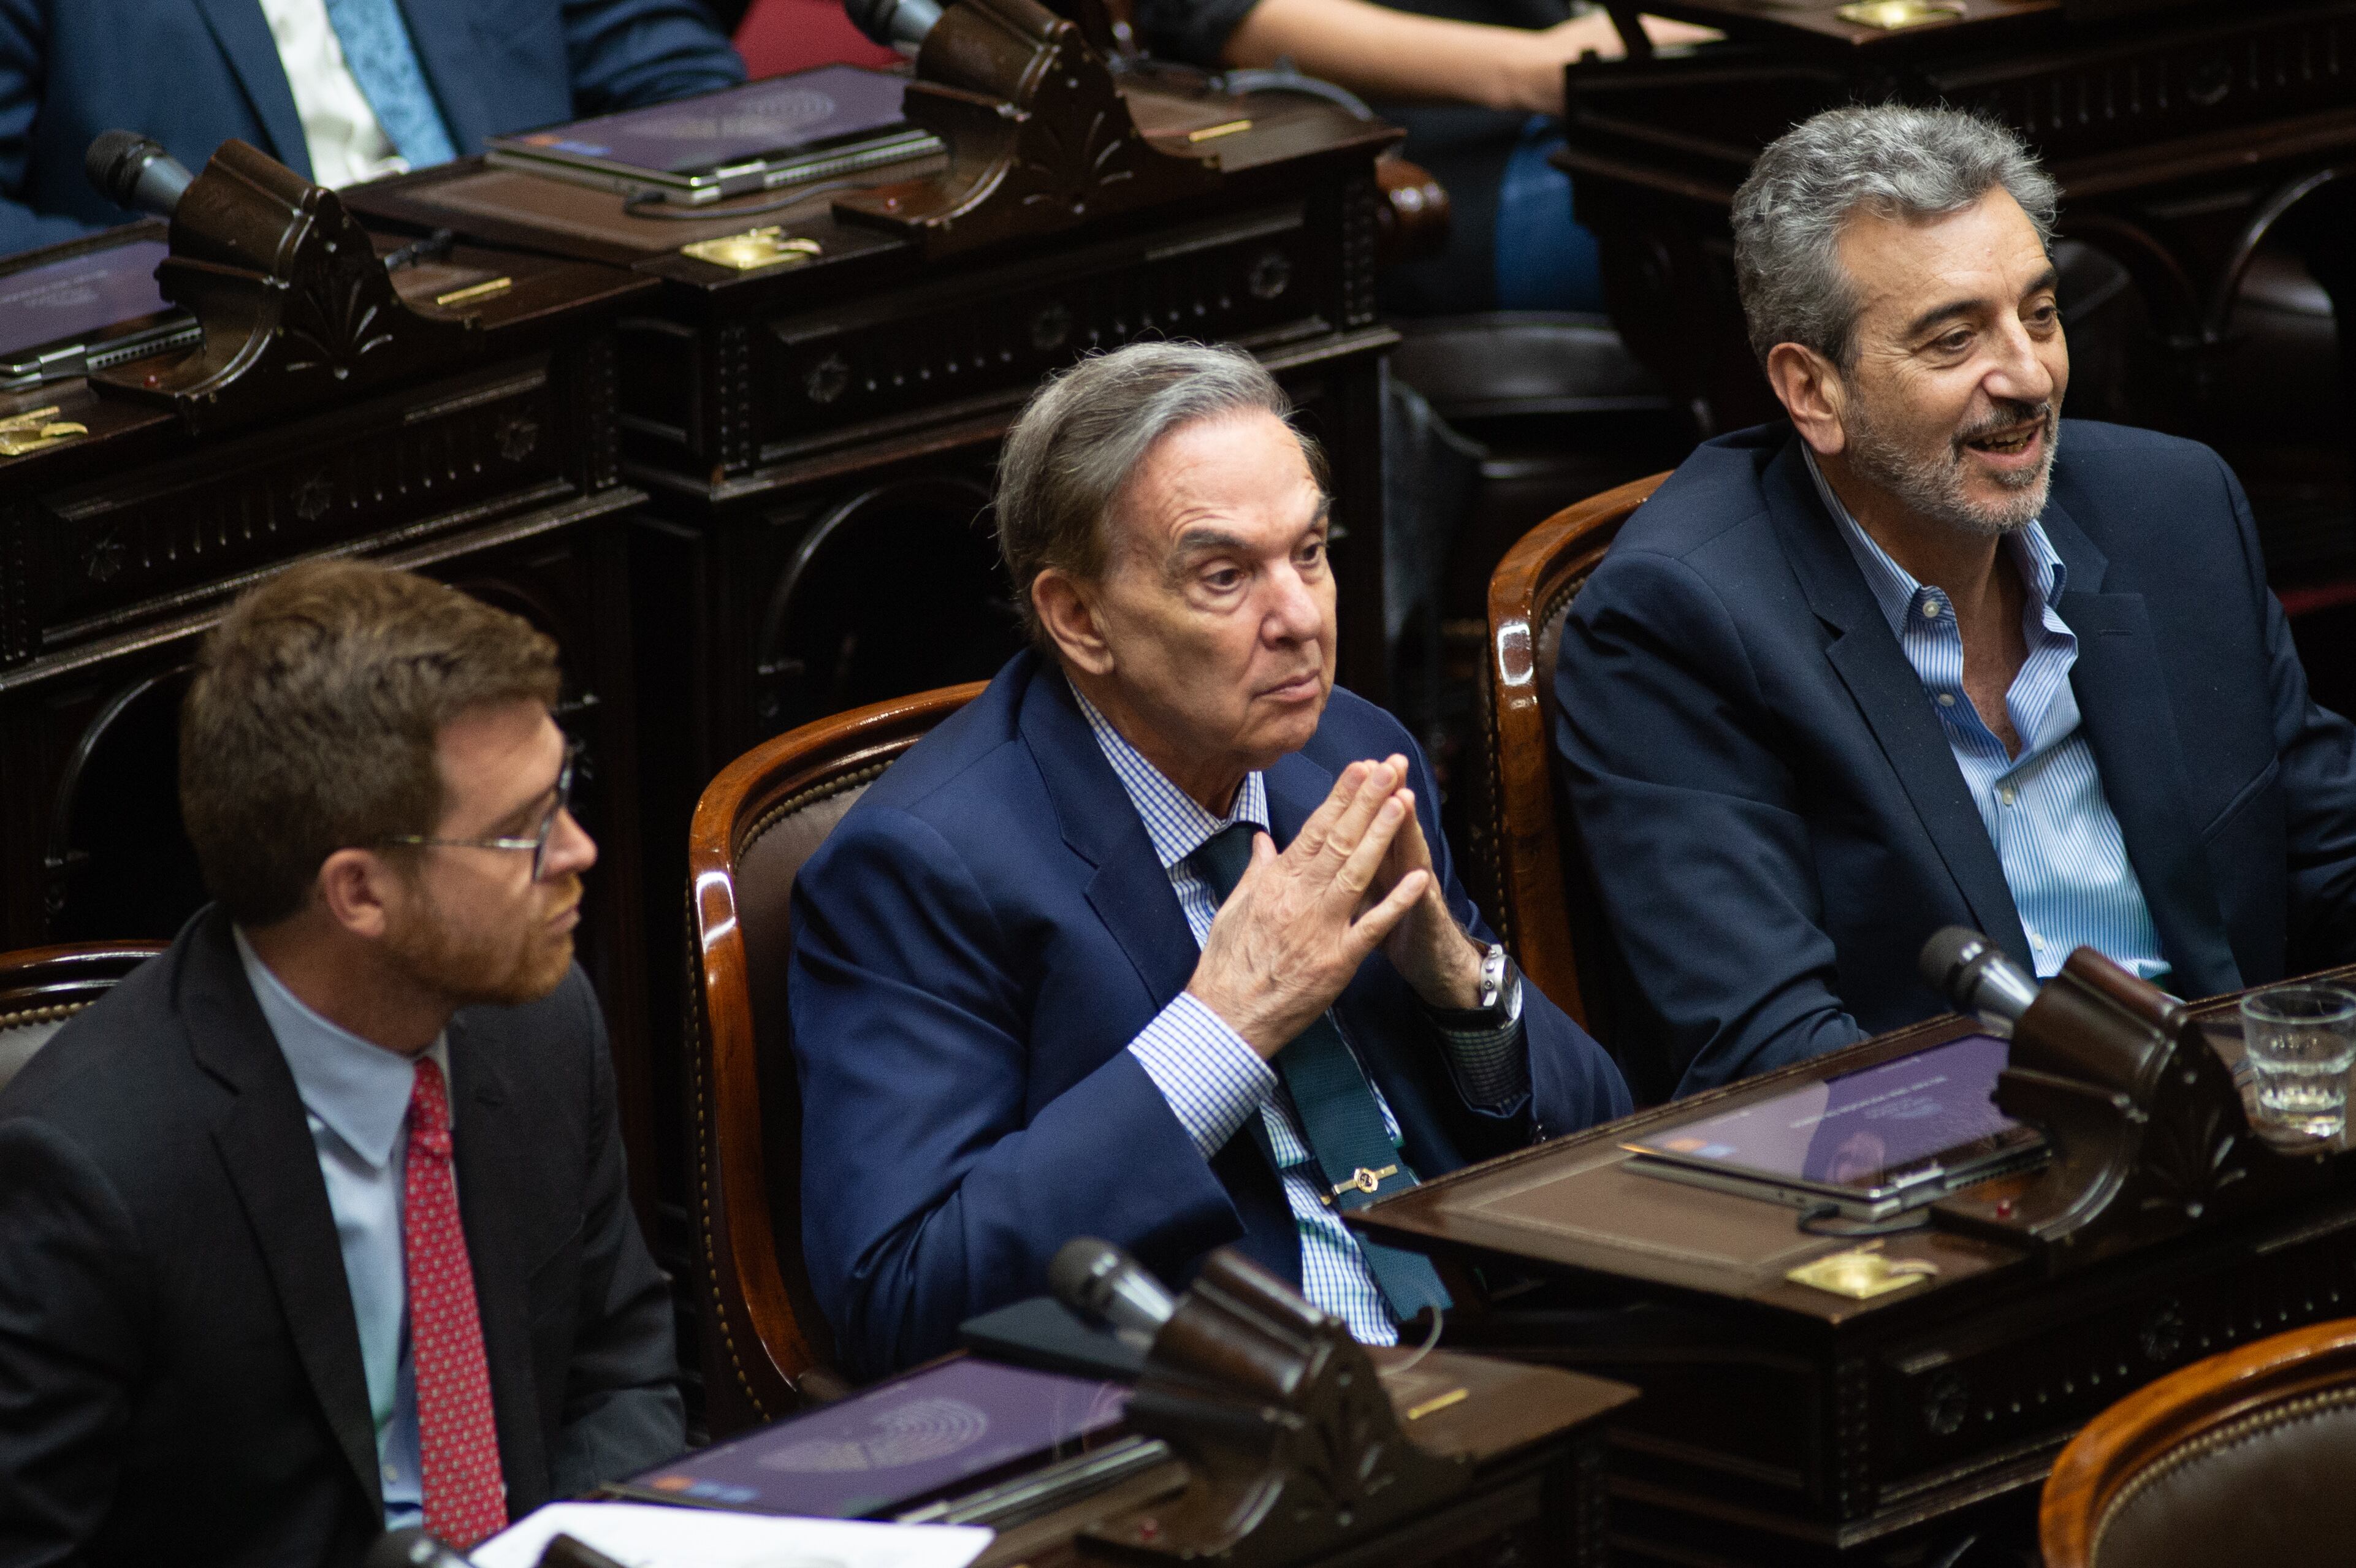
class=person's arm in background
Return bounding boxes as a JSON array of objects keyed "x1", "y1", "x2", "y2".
[
  {"x1": 562, "y1": 0, "x2": 747, "y2": 114},
  {"x1": 0, "y1": 0, "x2": 108, "y2": 256},
  {"x1": 1221, "y1": 0, "x2": 1716, "y2": 116}
]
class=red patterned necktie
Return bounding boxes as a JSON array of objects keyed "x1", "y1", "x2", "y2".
[{"x1": 405, "y1": 1057, "x2": 508, "y2": 1548}]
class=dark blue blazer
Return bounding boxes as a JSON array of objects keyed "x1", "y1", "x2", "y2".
[
  {"x1": 1556, "y1": 421, "x2": 2356, "y2": 1100},
  {"x1": 790, "y1": 653, "x2": 1631, "y2": 1379},
  {"x1": 0, "y1": 0, "x2": 743, "y2": 255}
]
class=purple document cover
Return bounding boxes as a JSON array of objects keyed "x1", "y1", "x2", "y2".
[
  {"x1": 505, "y1": 66, "x2": 908, "y2": 173},
  {"x1": 627, "y1": 1359, "x2": 1129, "y2": 1519},
  {"x1": 0, "y1": 240, "x2": 171, "y2": 359}
]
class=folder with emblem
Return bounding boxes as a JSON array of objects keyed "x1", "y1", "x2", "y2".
[
  {"x1": 483, "y1": 67, "x2": 942, "y2": 205},
  {"x1": 613, "y1": 1358, "x2": 1129, "y2": 1519}
]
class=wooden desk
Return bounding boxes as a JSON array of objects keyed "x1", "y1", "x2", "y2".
[
  {"x1": 972, "y1": 1345, "x2": 1632, "y2": 1568},
  {"x1": 1355, "y1": 978, "x2": 2356, "y2": 1565},
  {"x1": 1556, "y1": 0, "x2": 2356, "y2": 440},
  {"x1": 0, "y1": 227, "x2": 672, "y2": 1213}
]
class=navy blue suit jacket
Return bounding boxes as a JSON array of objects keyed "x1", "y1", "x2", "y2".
[
  {"x1": 1556, "y1": 421, "x2": 2356, "y2": 1100},
  {"x1": 790, "y1": 653, "x2": 1631, "y2": 1379},
  {"x1": 0, "y1": 0, "x2": 742, "y2": 254}
]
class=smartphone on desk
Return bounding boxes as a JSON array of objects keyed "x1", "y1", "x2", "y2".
[{"x1": 1621, "y1": 1032, "x2": 2048, "y2": 1220}]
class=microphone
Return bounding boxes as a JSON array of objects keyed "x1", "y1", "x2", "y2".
[
  {"x1": 86, "y1": 131, "x2": 195, "y2": 219},
  {"x1": 1049, "y1": 1236, "x2": 1175, "y2": 1345},
  {"x1": 362, "y1": 1529, "x2": 471, "y2": 1568},
  {"x1": 1919, "y1": 926, "x2": 2040, "y2": 1031},
  {"x1": 842, "y1": 0, "x2": 943, "y2": 50}
]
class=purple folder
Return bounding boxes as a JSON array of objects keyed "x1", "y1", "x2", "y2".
[{"x1": 621, "y1": 1359, "x2": 1129, "y2": 1520}]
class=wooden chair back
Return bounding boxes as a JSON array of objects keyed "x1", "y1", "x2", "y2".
[
  {"x1": 2043, "y1": 1316, "x2": 2356, "y2": 1568},
  {"x1": 0, "y1": 942, "x2": 167, "y2": 1095},
  {"x1": 685, "y1": 682, "x2": 985, "y2": 1436},
  {"x1": 1472, "y1": 473, "x2": 1666, "y2": 1042}
]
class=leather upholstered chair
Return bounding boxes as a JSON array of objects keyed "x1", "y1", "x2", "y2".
[
  {"x1": 685, "y1": 681, "x2": 985, "y2": 1437},
  {"x1": 0, "y1": 942, "x2": 167, "y2": 1097},
  {"x1": 2041, "y1": 1317, "x2": 2356, "y2": 1568},
  {"x1": 1469, "y1": 473, "x2": 1665, "y2": 1073}
]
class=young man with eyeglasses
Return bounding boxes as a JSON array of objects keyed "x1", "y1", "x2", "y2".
[{"x1": 0, "y1": 560, "x2": 680, "y2": 1567}]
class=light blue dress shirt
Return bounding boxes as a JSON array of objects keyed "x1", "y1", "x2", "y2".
[
  {"x1": 235, "y1": 928, "x2": 452, "y2": 1531},
  {"x1": 1072, "y1": 688, "x2": 1524, "y2": 1344},
  {"x1": 1802, "y1": 451, "x2": 2168, "y2": 981}
]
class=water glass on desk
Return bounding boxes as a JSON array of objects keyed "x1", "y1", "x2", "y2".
[{"x1": 2239, "y1": 984, "x2": 2356, "y2": 1138}]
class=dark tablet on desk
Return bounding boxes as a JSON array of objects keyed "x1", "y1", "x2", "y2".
[
  {"x1": 485, "y1": 66, "x2": 941, "y2": 205},
  {"x1": 0, "y1": 237, "x2": 197, "y2": 390},
  {"x1": 1622, "y1": 1032, "x2": 2046, "y2": 1219},
  {"x1": 613, "y1": 1357, "x2": 1128, "y2": 1519}
]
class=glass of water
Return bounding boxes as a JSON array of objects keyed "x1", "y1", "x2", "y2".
[{"x1": 2240, "y1": 984, "x2": 2356, "y2": 1139}]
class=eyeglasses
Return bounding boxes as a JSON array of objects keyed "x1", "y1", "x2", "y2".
[{"x1": 381, "y1": 743, "x2": 578, "y2": 881}]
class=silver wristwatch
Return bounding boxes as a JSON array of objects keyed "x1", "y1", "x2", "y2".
[
  {"x1": 1436, "y1": 940, "x2": 1522, "y2": 1029},
  {"x1": 1475, "y1": 940, "x2": 1512, "y2": 1012}
]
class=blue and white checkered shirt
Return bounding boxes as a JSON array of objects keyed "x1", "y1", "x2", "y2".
[
  {"x1": 1073, "y1": 688, "x2": 1524, "y2": 1344},
  {"x1": 1804, "y1": 449, "x2": 2167, "y2": 981}
]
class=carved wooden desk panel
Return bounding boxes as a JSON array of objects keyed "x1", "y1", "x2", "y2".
[
  {"x1": 1355, "y1": 978, "x2": 2356, "y2": 1565},
  {"x1": 964, "y1": 1344, "x2": 1635, "y2": 1568},
  {"x1": 0, "y1": 239, "x2": 669, "y2": 1211}
]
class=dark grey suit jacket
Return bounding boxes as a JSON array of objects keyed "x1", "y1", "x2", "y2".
[{"x1": 0, "y1": 908, "x2": 681, "y2": 1568}]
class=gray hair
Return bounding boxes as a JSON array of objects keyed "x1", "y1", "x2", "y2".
[
  {"x1": 994, "y1": 341, "x2": 1325, "y2": 654},
  {"x1": 1732, "y1": 105, "x2": 2059, "y2": 368}
]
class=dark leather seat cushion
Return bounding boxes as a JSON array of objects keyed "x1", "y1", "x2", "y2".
[{"x1": 2096, "y1": 1393, "x2": 2356, "y2": 1568}]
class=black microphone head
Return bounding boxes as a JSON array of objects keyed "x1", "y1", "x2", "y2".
[
  {"x1": 842, "y1": 0, "x2": 943, "y2": 47},
  {"x1": 85, "y1": 130, "x2": 193, "y2": 216},
  {"x1": 1919, "y1": 926, "x2": 1992, "y2": 998},
  {"x1": 1049, "y1": 1236, "x2": 1176, "y2": 1339},
  {"x1": 1048, "y1": 1236, "x2": 1123, "y2": 1314},
  {"x1": 362, "y1": 1529, "x2": 471, "y2": 1568}
]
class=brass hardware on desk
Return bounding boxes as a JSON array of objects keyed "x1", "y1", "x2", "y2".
[
  {"x1": 1786, "y1": 1246, "x2": 1939, "y2": 1300},
  {"x1": 0, "y1": 404, "x2": 89, "y2": 457},
  {"x1": 679, "y1": 228, "x2": 824, "y2": 272},
  {"x1": 434, "y1": 276, "x2": 513, "y2": 306},
  {"x1": 1836, "y1": 1, "x2": 1964, "y2": 27}
]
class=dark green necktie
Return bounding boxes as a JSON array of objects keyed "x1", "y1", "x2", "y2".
[{"x1": 1191, "y1": 821, "x2": 1451, "y2": 1323}]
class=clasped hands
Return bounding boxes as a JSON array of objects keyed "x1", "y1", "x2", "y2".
[{"x1": 1186, "y1": 757, "x2": 1487, "y2": 1058}]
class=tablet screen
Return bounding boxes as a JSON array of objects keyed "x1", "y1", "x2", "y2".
[
  {"x1": 502, "y1": 67, "x2": 910, "y2": 175},
  {"x1": 0, "y1": 240, "x2": 172, "y2": 361},
  {"x1": 622, "y1": 1358, "x2": 1128, "y2": 1519},
  {"x1": 1627, "y1": 1033, "x2": 2034, "y2": 1195}
]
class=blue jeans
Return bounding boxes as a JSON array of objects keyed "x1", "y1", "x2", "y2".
[{"x1": 1493, "y1": 115, "x2": 1607, "y2": 313}]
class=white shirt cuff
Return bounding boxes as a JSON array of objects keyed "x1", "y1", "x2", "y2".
[{"x1": 1129, "y1": 992, "x2": 1277, "y2": 1158}]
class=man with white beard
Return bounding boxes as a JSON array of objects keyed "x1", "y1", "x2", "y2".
[{"x1": 1554, "y1": 105, "x2": 2356, "y2": 1098}]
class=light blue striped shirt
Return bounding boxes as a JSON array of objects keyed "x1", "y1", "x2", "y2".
[
  {"x1": 1804, "y1": 451, "x2": 2167, "y2": 981},
  {"x1": 1073, "y1": 688, "x2": 1523, "y2": 1344}
]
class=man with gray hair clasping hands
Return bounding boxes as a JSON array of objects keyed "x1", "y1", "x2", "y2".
[
  {"x1": 1555, "y1": 105, "x2": 2356, "y2": 1100},
  {"x1": 790, "y1": 341, "x2": 1631, "y2": 1378}
]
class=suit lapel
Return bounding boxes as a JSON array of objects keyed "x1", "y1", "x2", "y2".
[
  {"x1": 184, "y1": 916, "x2": 379, "y2": 1514},
  {"x1": 2044, "y1": 503, "x2": 2242, "y2": 994},
  {"x1": 1023, "y1": 668, "x2": 1200, "y2": 1012},
  {"x1": 1767, "y1": 441, "x2": 2032, "y2": 968},
  {"x1": 190, "y1": 0, "x2": 313, "y2": 175},
  {"x1": 449, "y1": 1016, "x2": 549, "y2": 1502}
]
